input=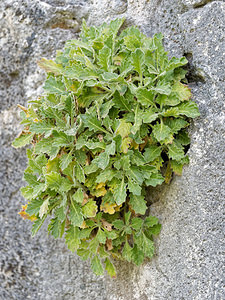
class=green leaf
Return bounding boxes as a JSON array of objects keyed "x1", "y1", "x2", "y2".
[
  {"x1": 64, "y1": 65, "x2": 97, "y2": 81},
  {"x1": 55, "y1": 206, "x2": 66, "y2": 221},
  {"x1": 109, "y1": 17, "x2": 125, "y2": 37},
  {"x1": 30, "y1": 121, "x2": 54, "y2": 138},
  {"x1": 65, "y1": 225, "x2": 80, "y2": 252},
  {"x1": 89, "y1": 237, "x2": 100, "y2": 254},
  {"x1": 84, "y1": 163, "x2": 99, "y2": 175},
  {"x1": 144, "y1": 216, "x2": 159, "y2": 227},
  {"x1": 48, "y1": 218, "x2": 62, "y2": 238},
  {"x1": 131, "y1": 244, "x2": 144, "y2": 266},
  {"x1": 100, "y1": 72, "x2": 119, "y2": 81},
  {"x1": 129, "y1": 166, "x2": 144, "y2": 185},
  {"x1": 129, "y1": 194, "x2": 147, "y2": 215},
  {"x1": 12, "y1": 133, "x2": 34, "y2": 148},
  {"x1": 83, "y1": 115, "x2": 109, "y2": 135},
  {"x1": 167, "y1": 140, "x2": 185, "y2": 161},
  {"x1": 162, "y1": 107, "x2": 180, "y2": 117},
  {"x1": 165, "y1": 118, "x2": 188, "y2": 134},
  {"x1": 100, "y1": 100, "x2": 114, "y2": 118},
  {"x1": 147, "y1": 223, "x2": 162, "y2": 236},
  {"x1": 145, "y1": 173, "x2": 164, "y2": 187},
  {"x1": 176, "y1": 130, "x2": 190, "y2": 145},
  {"x1": 82, "y1": 200, "x2": 98, "y2": 218},
  {"x1": 157, "y1": 94, "x2": 180, "y2": 107},
  {"x1": 152, "y1": 122, "x2": 172, "y2": 142},
  {"x1": 165, "y1": 56, "x2": 187, "y2": 71},
  {"x1": 96, "y1": 169, "x2": 116, "y2": 183},
  {"x1": 172, "y1": 81, "x2": 191, "y2": 101},
  {"x1": 26, "y1": 198, "x2": 43, "y2": 216},
  {"x1": 114, "y1": 153, "x2": 130, "y2": 170},
  {"x1": 152, "y1": 80, "x2": 171, "y2": 95},
  {"x1": 131, "y1": 217, "x2": 144, "y2": 230},
  {"x1": 122, "y1": 240, "x2": 132, "y2": 262},
  {"x1": 139, "y1": 232, "x2": 155, "y2": 258},
  {"x1": 79, "y1": 228, "x2": 93, "y2": 240},
  {"x1": 136, "y1": 88, "x2": 155, "y2": 107},
  {"x1": 112, "y1": 91, "x2": 131, "y2": 112},
  {"x1": 76, "y1": 139, "x2": 105, "y2": 151},
  {"x1": 78, "y1": 91, "x2": 108, "y2": 108},
  {"x1": 23, "y1": 173, "x2": 38, "y2": 186},
  {"x1": 131, "y1": 49, "x2": 144, "y2": 83},
  {"x1": 170, "y1": 156, "x2": 189, "y2": 175},
  {"x1": 176, "y1": 101, "x2": 200, "y2": 118},
  {"x1": 27, "y1": 152, "x2": 47, "y2": 174},
  {"x1": 60, "y1": 152, "x2": 73, "y2": 171},
  {"x1": 113, "y1": 219, "x2": 124, "y2": 230},
  {"x1": 52, "y1": 132, "x2": 71, "y2": 147},
  {"x1": 61, "y1": 177, "x2": 73, "y2": 192},
  {"x1": 131, "y1": 104, "x2": 142, "y2": 135},
  {"x1": 69, "y1": 200, "x2": 83, "y2": 227},
  {"x1": 142, "y1": 110, "x2": 159, "y2": 123},
  {"x1": 66, "y1": 38, "x2": 94, "y2": 54},
  {"x1": 38, "y1": 58, "x2": 63, "y2": 75},
  {"x1": 163, "y1": 102, "x2": 200, "y2": 118},
  {"x1": 96, "y1": 228, "x2": 107, "y2": 244},
  {"x1": 98, "y1": 46, "x2": 111, "y2": 71},
  {"x1": 31, "y1": 217, "x2": 46, "y2": 236},
  {"x1": 74, "y1": 163, "x2": 85, "y2": 183},
  {"x1": 170, "y1": 160, "x2": 183, "y2": 175},
  {"x1": 144, "y1": 145, "x2": 162, "y2": 162},
  {"x1": 124, "y1": 35, "x2": 142, "y2": 51},
  {"x1": 95, "y1": 151, "x2": 109, "y2": 170},
  {"x1": 43, "y1": 76, "x2": 66, "y2": 94},
  {"x1": 72, "y1": 188, "x2": 84, "y2": 204},
  {"x1": 116, "y1": 120, "x2": 132, "y2": 138},
  {"x1": 91, "y1": 255, "x2": 104, "y2": 276},
  {"x1": 113, "y1": 176, "x2": 127, "y2": 205},
  {"x1": 20, "y1": 186, "x2": 33, "y2": 200},
  {"x1": 45, "y1": 171, "x2": 60, "y2": 191},
  {"x1": 39, "y1": 198, "x2": 49, "y2": 219},
  {"x1": 127, "y1": 177, "x2": 142, "y2": 196},
  {"x1": 104, "y1": 258, "x2": 116, "y2": 278},
  {"x1": 77, "y1": 248, "x2": 90, "y2": 260}
]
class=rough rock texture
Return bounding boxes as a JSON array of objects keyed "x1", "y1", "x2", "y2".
[{"x1": 0, "y1": 0, "x2": 224, "y2": 299}]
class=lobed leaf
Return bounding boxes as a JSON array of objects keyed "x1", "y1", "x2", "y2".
[{"x1": 13, "y1": 18, "x2": 199, "y2": 277}]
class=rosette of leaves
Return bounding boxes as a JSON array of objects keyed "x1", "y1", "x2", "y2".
[{"x1": 12, "y1": 18, "x2": 199, "y2": 277}]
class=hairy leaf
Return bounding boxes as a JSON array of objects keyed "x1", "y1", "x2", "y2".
[{"x1": 13, "y1": 18, "x2": 199, "y2": 277}]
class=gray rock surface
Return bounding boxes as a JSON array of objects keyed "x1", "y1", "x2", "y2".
[{"x1": 0, "y1": 0, "x2": 224, "y2": 299}]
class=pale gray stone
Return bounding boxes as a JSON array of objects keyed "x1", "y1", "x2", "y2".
[{"x1": 0, "y1": 0, "x2": 224, "y2": 299}]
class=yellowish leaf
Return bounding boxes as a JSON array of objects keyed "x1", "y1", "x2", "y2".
[
  {"x1": 92, "y1": 187, "x2": 107, "y2": 197},
  {"x1": 100, "y1": 202, "x2": 116, "y2": 214},
  {"x1": 18, "y1": 204, "x2": 37, "y2": 221},
  {"x1": 46, "y1": 157, "x2": 59, "y2": 173},
  {"x1": 96, "y1": 182, "x2": 105, "y2": 189},
  {"x1": 121, "y1": 137, "x2": 132, "y2": 153},
  {"x1": 80, "y1": 221, "x2": 88, "y2": 229},
  {"x1": 116, "y1": 120, "x2": 132, "y2": 138}
]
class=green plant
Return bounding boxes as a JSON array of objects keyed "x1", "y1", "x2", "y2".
[{"x1": 12, "y1": 18, "x2": 199, "y2": 277}]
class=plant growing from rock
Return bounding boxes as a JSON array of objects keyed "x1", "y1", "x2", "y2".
[{"x1": 12, "y1": 18, "x2": 199, "y2": 277}]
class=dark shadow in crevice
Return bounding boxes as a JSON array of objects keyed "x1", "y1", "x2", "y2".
[
  {"x1": 183, "y1": 52, "x2": 206, "y2": 84},
  {"x1": 193, "y1": 0, "x2": 214, "y2": 9}
]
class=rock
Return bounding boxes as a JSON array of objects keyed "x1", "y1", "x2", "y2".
[
  {"x1": 181, "y1": 0, "x2": 216, "y2": 8},
  {"x1": 0, "y1": 0, "x2": 224, "y2": 299}
]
